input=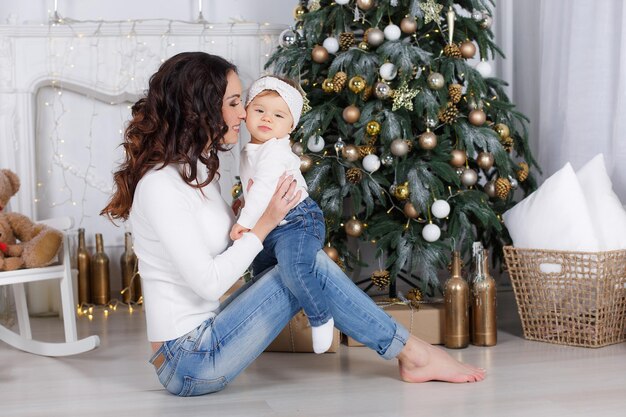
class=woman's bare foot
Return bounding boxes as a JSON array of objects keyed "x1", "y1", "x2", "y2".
[{"x1": 397, "y1": 335, "x2": 485, "y2": 383}]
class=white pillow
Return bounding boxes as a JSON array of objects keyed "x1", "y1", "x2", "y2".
[
  {"x1": 503, "y1": 162, "x2": 600, "y2": 252},
  {"x1": 576, "y1": 154, "x2": 626, "y2": 250}
]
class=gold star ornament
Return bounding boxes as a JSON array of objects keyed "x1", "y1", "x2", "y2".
[
  {"x1": 392, "y1": 82, "x2": 418, "y2": 111},
  {"x1": 420, "y1": 0, "x2": 443, "y2": 24}
]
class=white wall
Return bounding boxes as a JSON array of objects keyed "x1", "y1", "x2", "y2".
[{"x1": 0, "y1": 0, "x2": 295, "y2": 25}]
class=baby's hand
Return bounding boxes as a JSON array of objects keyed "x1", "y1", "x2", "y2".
[{"x1": 230, "y1": 223, "x2": 250, "y2": 241}]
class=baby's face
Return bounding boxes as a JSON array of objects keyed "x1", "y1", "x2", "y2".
[{"x1": 246, "y1": 92, "x2": 294, "y2": 144}]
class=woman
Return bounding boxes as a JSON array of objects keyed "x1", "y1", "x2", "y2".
[{"x1": 102, "y1": 52, "x2": 485, "y2": 397}]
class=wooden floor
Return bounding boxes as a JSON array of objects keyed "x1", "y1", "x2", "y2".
[{"x1": 1, "y1": 289, "x2": 625, "y2": 417}]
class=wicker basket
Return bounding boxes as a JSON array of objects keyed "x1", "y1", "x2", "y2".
[{"x1": 503, "y1": 246, "x2": 626, "y2": 348}]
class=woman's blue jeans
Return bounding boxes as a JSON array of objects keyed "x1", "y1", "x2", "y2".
[
  {"x1": 149, "y1": 252, "x2": 409, "y2": 397},
  {"x1": 252, "y1": 197, "x2": 330, "y2": 326}
]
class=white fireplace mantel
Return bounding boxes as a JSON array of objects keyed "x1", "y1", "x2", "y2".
[{"x1": 0, "y1": 21, "x2": 283, "y2": 223}]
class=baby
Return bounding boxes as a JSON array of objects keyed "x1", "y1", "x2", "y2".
[{"x1": 230, "y1": 76, "x2": 334, "y2": 353}]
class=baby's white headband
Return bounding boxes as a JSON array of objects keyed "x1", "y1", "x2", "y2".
[{"x1": 246, "y1": 76, "x2": 304, "y2": 127}]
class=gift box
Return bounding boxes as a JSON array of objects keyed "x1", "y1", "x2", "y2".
[
  {"x1": 265, "y1": 310, "x2": 340, "y2": 353},
  {"x1": 344, "y1": 300, "x2": 445, "y2": 347}
]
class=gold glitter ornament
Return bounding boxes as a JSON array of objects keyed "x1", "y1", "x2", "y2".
[
  {"x1": 501, "y1": 136, "x2": 514, "y2": 153},
  {"x1": 346, "y1": 167, "x2": 363, "y2": 184},
  {"x1": 495, "y1": 177, "x2": 512, "y2": 200},
  {"x1": 339, "y1": 32, "x2": 355, "y2": 51},
  {"x1": 348, "y1": 76, "x2": 366, "y2": 94},
  {"x1": 322, "y1": 78, "x2": 335, "y2": 93},
  {"x1": 420, "y1": 0, "x2": 443, "y2": 24},
  {"x1": 231, "y1": 182, "x2": 242, "y2": 199},
  {"x1": 438, "y1": 102, "x2": 459, "y2": 124},
  {"x1": 332, "y1": 71, "x2": 348, "y2": 91},
  {"x1": 443, "y1": 43, "x2": 462, "y2": 58},
  {"x1": 366, "y1": 120, "x2": 381, "y2": 136},
  {"x1": 448, "y1": 83, "x2": 463, "y2": 103},
  {"x1": 418, "y1": 131, "x2": 438, "y2": 150},
  {"x1": 371, "y1": 269, "x2": 391, "y2": 290},
  {"x1": 357, "y1": 0, "x2": 375, "y2": 11},
  {"x1": 517, "y1": 162, "x2": 529, "y2": 182},
  {"x1": 450, "y1": 149, "x2": 467, "y2": 167},
  {"x1": 459, "y1": 40, "x2": 476, "y2": 58},
  {"x1": 400, "y1": 16, "x2": 418, "y2": 34},
  {"x1": 342, "y1": 105, "x2": 361, "y2": 124},
  {"x1": 392, "y1": 82, "x2": 418, "y2": 111},
  {"x1": 311, "y1": 45, "x2": 329, "y2": 63},
  {"x1": 341, "y1": 144, "x2": 360, "y2": 162},
  {"x1": 476, "y1": 151, "x2": 495, "y2": 170},
  {"x1": 468, "y1": 108, "x2": 487, "y2": 126}
]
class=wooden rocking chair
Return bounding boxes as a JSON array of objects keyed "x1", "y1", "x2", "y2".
[{"x1": 0, "y1": 217, "x2": 100, "y2": 356}]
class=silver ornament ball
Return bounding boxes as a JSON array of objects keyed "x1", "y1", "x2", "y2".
[
  {"x1": 427, "y1": 72, "x2": 445, "y2": 90},
  {"x1": 381, "y1": 154, "x2": 394, "y2": 166},
  {"x1": 374, "y1": 82, "x2": 392, "y2": 99},
  {"x1": 279, "y1": 29, "x2": 297, "y2": 47}
]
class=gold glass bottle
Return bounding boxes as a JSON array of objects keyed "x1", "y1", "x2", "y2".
[
  {"x1": 444, "y1": 251, "x2": 469, "y2": 348},
  {"x1": 76, "y1": 228, "x2": 91, "y2": 305},
  {"x1": 471, "y1": 248, "x2": 497, "y2": 346},
  {"x1": 91, "y1": 233, "x2": 110, "y2": 305},
  {"x1": 120, "y1": 232, "x2": 137, "y2": 304}
]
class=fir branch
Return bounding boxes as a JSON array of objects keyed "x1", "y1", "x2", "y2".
[
  {"x1": 378, "y1": 39, "x2": 431, "y2": 81},
  {"x1": 306, "y1": 161, "x2": 332, "y2": 196}
]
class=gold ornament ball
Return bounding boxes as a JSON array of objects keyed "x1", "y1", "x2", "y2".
[
  {"x1": 342, "y1": 105, "x2": 361, "y2": 124},
  {"x1": 312, "y1": 45, "x2": 329, "y2": 63},
  {"x1": 348, "y1": 76, "x2": 366, "y2": 94},
  {"x1": 293, "y1": 5, "x2": 307, "y2": 20},
  {"x1": 292, "y1": 141, "x2": 304, "y2": 156},
  {"x1": 300, "y1": 155, "x2": 313, "y2": 173},
  {"x1": 400, "y1": 16, "x2": 418, "y2": 34},
  {"x1": 459, "y1": 40, "x2": 477, "y2": 59},
  {"x1": 484, "y1": 181, "x2": 497, "y2": 198},
  {"x1": 468, "y1": 109, "x2": 487, "y2": 126},
  {"x1": 322, "y1": 78, "x2": 335, "y2": 93},
  {"x1": 356, "y1": 0, "x2": 375, "y2": 11},
  {"x1": 494, "y1": 123, "x2": 510, "y2": 139},
  {"x1": 390, "y1": 138, "x2": 409, "y2": 156},
  {"x1": 394, "y1": 182, "x2": 410, "y2": 200},
  {"x1": 345, "y1": 218, "x2": 364, "y2": 237},
  {"x1": 358, "y1": 41, "x2": 369, "y2": 51},
  {"x1": 450, "y1": 149, "x2": 467, "y2": 167},
  {"x1": 323, "y1": 245, "x2": 339, "y2": 262},
  {"x1": 419, "y1": 131, "x2": 438, "y2": 150},
  {"x1": 403, "y1": 201, "x2": 420, "y2": 218},
  {"x1": 477, "y1": 151, "x2": 495, "y2": 170},
  {"x1": 341, "y1": 144, "x2": 360, "y2": 162},
  {"x1": 366, "y1": 120, "x2": 381, "y2": 136},
  {"x1": 231, "y1": 183, "x2": 242, "y2": 199}
]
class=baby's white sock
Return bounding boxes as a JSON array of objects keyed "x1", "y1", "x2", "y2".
[{"x1": 312, "y1": 317, "x2": 335, "y2": 354}]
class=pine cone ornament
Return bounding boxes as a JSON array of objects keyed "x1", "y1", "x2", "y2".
[
  {"x1": 346, "y1": 167, "x2": 363, "y2": 184},
  {"x1": 517, "y1": 162, "x2": 529, "y2": 182},
  {"x1": 361, "y1": 86, "x2": 373, "y2": 101},
  {"x1": 495, "y1": 177, "x2": 512, "y2": 200},
  {"x1": 448, "y1": 83, "x2": 463, "y2": 104},
  {"x1": 335, "y1": 258, "x2": 346, "y2": 271},
  {"x1": 371, "y1": 269, "x2": 391, "y2": 290},
  {"x1": 358, "y1": 145, "x2": 376, "y2": 158},
  {"x1": 332, "y1": 71, "x2": 348, "y2": 92},
  {"x1": 501, "y1": 136, "x2": 514, "y2": 153},
  {"x1": 438, "y1": 102, "x2": 459, "y2": 124},
  {"x1": 443, "y1": 43, "x2": 462, "y2": 58},
  {"x1": 339, "y1": 32, "x2": 355, "y2": 51},
  {"x1": 406, "y1": 288, "x2": 423, "y2": 303}
]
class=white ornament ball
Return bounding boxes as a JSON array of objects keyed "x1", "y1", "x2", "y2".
[
  {"x1": 422, "y1": 223, "x2": 441, "y2": 242},
  {"x1": 362, "y1": 154, "x2": 381, "y2": 173},
  {"x1": 322, "y1": 37, "x2": 340, "y2": 54},
  {"x1": 431, "y1": 199, "x2": 451, "y2": 219},
  {"x1": 383, "y1": 24, "x2": 401, "y2": 41},
  {"x1": 471, "y1": 9, "x2": 484, "y2": 21},
  {"x1": 379, "y1": 62, "x2": 398, "y2": 81},
  {"x1": 307, "y1": 135, "x2": 325, "y2": 152},
  {"x1": 335, "y1": 0, "x2": 350, "y2": 4},
  {"x1": 481, "y1": 15, "x2": 493, "y2": 29},
  {"x1": 476, "y1": 60, "x2": 493, "y2": 77}
]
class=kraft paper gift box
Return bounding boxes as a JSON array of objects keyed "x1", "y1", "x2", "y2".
[
  {"x1": 265, "y1": 310, "x2": 340, "y2": 353},
  {"x1": 344, "y1": 301, "x2": 445, "y2": 347}
]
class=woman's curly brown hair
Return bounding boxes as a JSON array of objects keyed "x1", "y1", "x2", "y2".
[{"x1": 101, "y1": 52, "x2": 237, "y2": 221}]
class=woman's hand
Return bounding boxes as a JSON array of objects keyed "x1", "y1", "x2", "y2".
[{"x1": 250, "y1": 173, "x2": 301, "y2": 242}]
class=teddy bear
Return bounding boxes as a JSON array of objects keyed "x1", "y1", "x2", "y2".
[{"x1": 0, "y1": 169, "x2": 63, "y2": 271}]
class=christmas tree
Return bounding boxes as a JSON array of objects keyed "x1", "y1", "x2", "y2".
[{"x1": 265, "y1": 0, "x2": 538, "y2": 296}]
